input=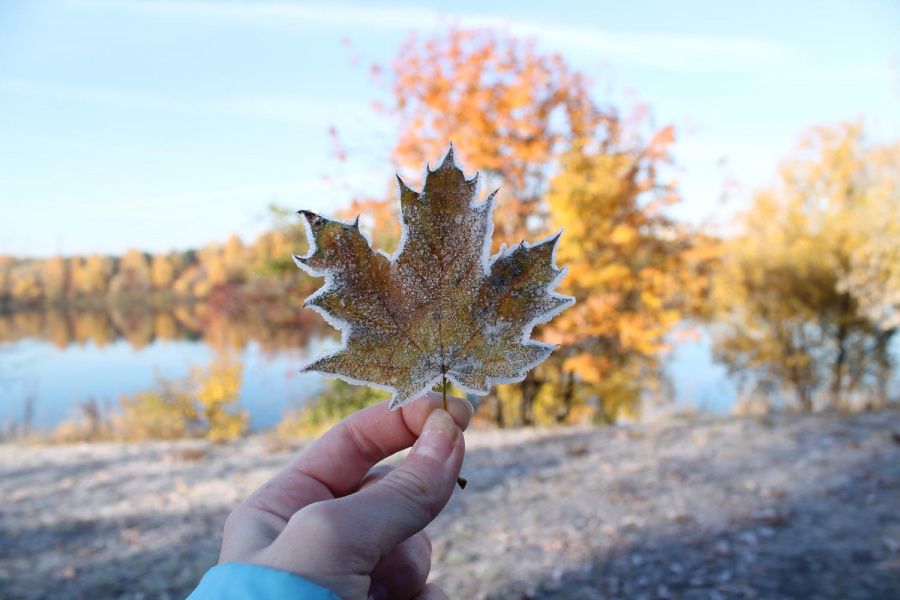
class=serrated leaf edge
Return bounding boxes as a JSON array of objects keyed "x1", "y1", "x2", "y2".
[{"x1": 294, "y1": 147, "x2": 576, "y2": 410}]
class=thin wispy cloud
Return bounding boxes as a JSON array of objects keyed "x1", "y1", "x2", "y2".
[
  {"x1": 489, "y1": 24, "x2": 789, "y2": 72},
  {"x1": 221, "y1": 95, "x2": 373, "y2": 125},
  {"x1": 0, "y1": 78, "x2": 188, "y2": 112},
  {"x1": 76, "y1": 182, "x2": 320, "y2": 215},
  {"x1": 765, "y1": 62, "x2": 894, "y2": 85},
  {"x1": 0, "y1": 77, "x2": 369, "y2": 124},
  {"x1": 74, "y1": 175, "x2": 388, "y2": 223},
  {"x1": 77, "y1": 0, "x2": 793, "y2": 73}
]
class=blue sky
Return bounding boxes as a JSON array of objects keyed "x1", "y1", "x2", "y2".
[{"x1": 1, "y1": 0, "x2": 897, "y2": 257}]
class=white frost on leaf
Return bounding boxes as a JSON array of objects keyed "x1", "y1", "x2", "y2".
[{"x1": 294, "y1": 145, "x2": 575, "y2": 410}]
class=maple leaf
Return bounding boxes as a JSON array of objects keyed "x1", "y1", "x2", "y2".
[{"x1": 294, "y1": 147, "x2": 574, "y2": 410}]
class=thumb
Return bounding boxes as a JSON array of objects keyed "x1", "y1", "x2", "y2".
[
  {"x1": 270, "y1": 409, "x2": 464, "y2": 573},
  {"x1": 351, "y1": 408, "x2": 465, "y2": 556}
]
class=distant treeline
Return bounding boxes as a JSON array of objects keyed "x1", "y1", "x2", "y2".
[{"x1": 0, "y1": 215, "x2": 312, "y2": 311}]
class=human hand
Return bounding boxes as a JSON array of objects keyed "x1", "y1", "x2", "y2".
[{"x1": 219, "y1": 393, "x2": 471, "y2": 600}]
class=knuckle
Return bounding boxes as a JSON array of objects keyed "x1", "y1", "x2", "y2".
[
  {"x1": 288, "y1": 501, "x2": 376, "y2": 572},
  {"x1": 388, "y1": 468, "x2": 432, "y2": 499},
  {"x1": 222, "y1": 504, "x2": 247, "y2": 536},
  {"x1": 418, "y1": 531, "x2": 433, "y2": 556},
  {"x1": 403, "y1": 541, "x2": 432, "y2": 584},
  {"x1": 361, "y1": 464, "x2": 394, "y2": 488},
  {"x1": 404, "y1": 532, "x2": 432, "y2": 570},
  {"x1": 289, "y1": 500, "x2": 336, "y2": 532},
  {"x1": 382, "y1": 468, "x2": 438, "y2": 517},
  {"x1": 343, "y1": 418, "x2": 386, "y2": 464}
]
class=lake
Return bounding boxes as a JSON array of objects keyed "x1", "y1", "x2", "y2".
[{"x1": 0, "y1": 307, "x2": 737, "y2": 433}]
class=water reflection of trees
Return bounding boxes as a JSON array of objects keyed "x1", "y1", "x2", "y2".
[{"x1": 0, "y1": 302, "x2": 330, "y2": 352}]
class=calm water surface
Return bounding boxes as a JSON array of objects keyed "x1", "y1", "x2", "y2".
[
  {"x1": 0, "y1": 310, "x2": 736, "y2": 432},
  {"x1": 0, "y1": 337, "x2": 340, "y2": 431}
]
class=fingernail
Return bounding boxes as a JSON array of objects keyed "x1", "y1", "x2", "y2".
[
  {"x1": 412, "y1": 409, "x2": 459, "y2": 461},
  {"x1": 450, "y1": 396, "x2": 474, "y2": 418}
]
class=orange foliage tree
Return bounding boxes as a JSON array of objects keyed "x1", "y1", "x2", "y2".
[{"x1": 383, "y1": 29, "x2": 602, "y2": 247}]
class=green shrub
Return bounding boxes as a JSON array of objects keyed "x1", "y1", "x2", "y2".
[{"x1": 275, "y1": 380, "x2": 388, "y2": 438}]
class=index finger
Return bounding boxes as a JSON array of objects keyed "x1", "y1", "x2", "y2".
[{"x1": 245, "y1": 392, "x2": 472, "y2": 521}]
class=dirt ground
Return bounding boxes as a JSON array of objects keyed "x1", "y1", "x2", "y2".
[{"x1": 2, "y1": 410, "x2": 899, "y2": 599}]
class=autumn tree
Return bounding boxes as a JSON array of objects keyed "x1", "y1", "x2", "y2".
[
  {"x1": 41, "y1": 256, "x2": 68, "y2": 302},
  {"x1": 0, "y1": 256, "x2": 15, "y2": 304},
  {"x1": 109, "y1": 249, "x2": 152, "y2": 296},
  {"x1": 201, "y1": 246, "x2": 227, "y2": 286},
  {"x1": 192, "y1": 354, "x2": 248, "y2": 441},
  {"x1": 81, "y1": 254, "x2": 112, "y2": 296},
  {"x1": 150, "y1": 254, "x2": 176, "y2": 290},
  {"x1": 111, "y1": 354, "x2": 247, "y2": 441},
  {"x1": 7, "y1": 264, "x2": 43, "y2": 306},
  {"x1": 350, "y1": 27, "x2": 707, "y2": 425},
  {"x1": 710, "y1": 123, "x2": 897, "y2": 411},
  {"x1": 384, "y1": 28, "x2": 601, "y2": 247},
  {"x1": 544, "y1": 126, "x2": 713, "y2": 422},
  {"x1": 837, "y1": 141, "x2": 900, "y2": 333},
  {"x1": 220, "y1": 234, "x2": 244, "y2": 278},
  {"x1": 68, "y1": 256, "x2": 86, "y2": 298}
]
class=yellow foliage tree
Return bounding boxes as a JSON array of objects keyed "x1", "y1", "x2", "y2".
[
  {"x1": 192, "y1": 356, "x2": 248, "y2": 441},
  {"x1": 113, "y1": 355, "x2": 247, "y2": 441},
  {"x1": 0, "y1": 256, "x2": 12, "y2": 300},
  {"x1": 710, "y1": 122, "x2": 897, "y2": 411},
  {"x1": 545, "y1": 129, "x2": 710, "y2": 422},
  {"x1": 837, "y1": 142, "x2": 900, "y2": 333},
  {"x1": 110, "y1": 249, "x2": 152, "y2": 296},
  {"x1": 150, "y1": 254, "x2": 176, "y2": 290},
  {"x1": 41, "y1": 256, "x2": 68, "y2": 301},
  {"x1": 68, "y1": 256, "x2": 86, "y2": 298},
  {"x1": 82, "y1": 254, "x2": 111, "y2": 296},
  {"x1": 11, "y1": 270, "x2": 42, "y2": 305},
  {"x1": 223, "y1": 234, "x2": 246, "y2": 280}
]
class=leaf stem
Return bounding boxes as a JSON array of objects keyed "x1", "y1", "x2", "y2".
[{"x1": 441, "y1": 374, "x2": 467, "y2": 490}]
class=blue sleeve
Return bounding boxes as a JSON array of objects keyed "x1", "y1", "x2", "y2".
[{"x1": 187, "y1": 563, "x2": 340, "y2": 600}]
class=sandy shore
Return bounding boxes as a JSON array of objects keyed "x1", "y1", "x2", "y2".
[{"x1": 2, "y1": 410, "x2": 899, "y2": 599}]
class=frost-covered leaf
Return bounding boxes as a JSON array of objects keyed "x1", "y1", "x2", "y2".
[{"x1": 294, "y1": 147, "x2": 574, "y2": 410}]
